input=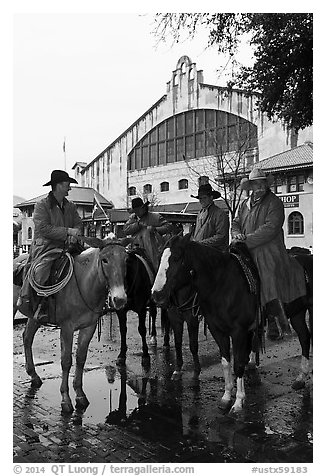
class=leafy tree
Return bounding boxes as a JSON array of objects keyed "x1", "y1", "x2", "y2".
[{"x1": 153, "y1": 13, "x2": 312, "y2": 131}]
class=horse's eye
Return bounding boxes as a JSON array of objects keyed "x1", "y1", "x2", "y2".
[{"x1": 102, "y1": 258, "x2": 109, "y2": 264}]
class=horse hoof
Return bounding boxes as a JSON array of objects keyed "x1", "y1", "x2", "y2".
[
  {"x1": 292, "y1": 380, "x2": 306, "y2": 390},
  {"x1": 116, "y1": 357, "x2": 126, "y2": 367},
  {"x1": 171, "y1": 371, "x2": 182, "y2": 381},
  {"x1": 219, "y1": 398, "x2": 232, "y2": 410},
  {"x1": 61, "y1": 402, "x2": 74, "y2": 414},
  {"x1": 149, "y1": 336, "x2": 157, "y2": 346},
  {"x1": 31, "y1": 376, "x2": 43, "y2": 388},
  {"x1": 141, "y1": 355, "x2": 150, "y2": 367},
  {"x1": 75, "y1": 396, "x2": 90, "y2": 411}
]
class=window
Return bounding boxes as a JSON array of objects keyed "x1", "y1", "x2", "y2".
[
  {"x1": 274, "y1": 177, "x2": 283, "y2": 194},
  {"x1": 288, "y1": 212, "x2": 304, "y2": 235},
  {"x1": 27, "y1": 227, "x2": 33, "y2": 240},
  {"x1": 287, "y1": 175, "x2": 305, "y2": 193},
  {"x1": 160, "y1": 182, "x2": 169, "y2": 192},
  {"x1": 143, "y1": 184, "x2": 152, "y2": 194},
  {"x1": 128, "y1": 186, "x2": 136, "y2": 196},
  {"x1": 178, "y1": 179, "x2": 188, "y2": 190},
  {"x1": 127, "y1": 110, "x2": 257, "y2": 171}
]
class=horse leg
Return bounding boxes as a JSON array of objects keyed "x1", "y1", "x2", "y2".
[
  {"x1": 138, "y1": 309, "x2": 150, "y2": 367},
  {"x1": 149, "y1": 301, "x2": 157, "y2": 346},
  {"x1": 161, "y1": 307, "x2": 171, "y2": 348},
  {"x1": 73, "y1": 323, "x2": 97, "y2": 411},
  {"x1": 116, "y1": 310, "x2": 127, "y2": 366},
  {"x1": 230, "y1": 330, "x2": 250, "y2": 412},
  {"x1": 60, "y1": 325, "x2": 74, "y2": 413},
  {"x1": 23, "y1": 318, "x2": 42, "y2": 387},
  {"x1": 169, "y1": 308, "x2": 184, "y2": 380},
  {"x1": 289, "y1": 310, "x2": 311, "y2": 390},
  {"x1": 186, "y1": 313, "x2": 201, "y2": 380}
]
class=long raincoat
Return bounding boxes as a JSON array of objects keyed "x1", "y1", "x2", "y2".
[
  {"x1": 232, "y1": 189, "x2": 306, "y2": 307},
  {"x1": 192, "y1": 202, "x2": 229, "y2": 252},
  {"x1": 29, "y1": 191, "x2": 82, "y2": 283}
]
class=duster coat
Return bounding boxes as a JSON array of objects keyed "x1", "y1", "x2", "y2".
[
  {"x1": 29, "y1": 192, "x2": 83, "y2": 283},
  {"x1": 232, "y1": 190, "x2": 306, "y2": 307},
  {"x1": 192, "y1": 203, "x2": 229, "y2": 252},
  {"x1": 123, "y1": 210, "x2": 173, "y2": 271}
]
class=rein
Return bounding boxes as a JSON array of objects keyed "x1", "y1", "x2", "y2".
[{"x1": 73, "y1": 254, "x2": 109, "y2": 315}]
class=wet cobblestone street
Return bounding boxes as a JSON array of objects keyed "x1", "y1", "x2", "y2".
[{"x1": 13, "y1": 312, "x2": 313, "y2": 464}]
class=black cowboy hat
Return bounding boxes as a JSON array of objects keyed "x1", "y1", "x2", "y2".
[
  {"x1": 130, "y1": 197, "x2": 150, "y2": 211},
  {"x1": 191, "y1": 183, "x2": 221, "y2": 200},
  {"x1": 43, "y1": 170, "x2": 78, "y2": 186}
]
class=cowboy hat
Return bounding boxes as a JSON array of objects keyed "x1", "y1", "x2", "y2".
[
  {"x1": 191, "y1": 183, "x2": 221, "y2": 200},
  {"x1": 43, "y1": 170, "x2": 78, "y2": 186},
  {"x1": 240, "y1": 168, "x2": 274, "y2": 191},
  {"x1": 129, "y1": 197, "x2": 150, "y2": 211}
]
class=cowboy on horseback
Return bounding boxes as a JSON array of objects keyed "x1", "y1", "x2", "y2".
[
  {"x1": 231, "y1": 168, "x2": 307, "y2": 340},
  {"x1": 123, "y1": 197, "x2": 173, "y2": 272},
  {"x1": 18, "y1": 169, "x2": 83, "y2": 320}
]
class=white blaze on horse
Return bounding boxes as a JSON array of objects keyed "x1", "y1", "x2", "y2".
[
  {"x1": 14, "y1": 237, "x2": 128, "y2": 414},
  {"x1": 152, "y1": 235, "x2": 312, "y2": 413}
]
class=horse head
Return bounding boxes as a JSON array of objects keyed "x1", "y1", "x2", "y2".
[
  {"x1": 83, "y1": 236, "x2": 128, "y2": 310},
  {"x1": 152, "y1": 234, "x2": 192, "y2": 307}
]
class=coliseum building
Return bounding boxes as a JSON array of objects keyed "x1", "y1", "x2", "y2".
[{"x1": 71, "y1": 55, "x2": 312, "y2": 250}]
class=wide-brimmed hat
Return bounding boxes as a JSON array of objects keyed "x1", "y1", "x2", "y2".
[
  {"x1": 130, "y1": 197, "x2": 150, "y2": 211},
  {"x1": 240, "y1": 168, "x2": 274, "y2": 191},
  {"x1": 43, "y1": 170, "x2": 78, "y2": 186},
  {"x1": 191, "y1": 183, "x2": 221, "y2": 200}
]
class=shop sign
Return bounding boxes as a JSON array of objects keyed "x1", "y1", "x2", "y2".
[{"x1": 279, "y1": 194, "x2": 299, "y2": 208}]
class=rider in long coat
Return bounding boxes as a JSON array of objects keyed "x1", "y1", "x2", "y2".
[
  {"x1": 19, "y1": 170, "x2": 83, "y2": 319},
  {"x1": 123, "y1": 197, "x2": 173, "y2": 272},
  {"x1": 231, "y1": 168, "x2": 306, "y2": 339},
  {"x1": 191, "y1": 183, "x2": 229, "y2": 252}
]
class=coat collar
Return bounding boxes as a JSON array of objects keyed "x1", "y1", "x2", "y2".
[{"x1": 48, "y1": 191, "x2": 68, "y2": 210}]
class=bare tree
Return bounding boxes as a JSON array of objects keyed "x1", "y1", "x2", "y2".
[{"x1": 183, "y1": 127, "x2": 256, "y2": 219}]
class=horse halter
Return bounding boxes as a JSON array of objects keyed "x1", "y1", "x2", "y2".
[{"x1": 169, "y1": 255, "x2": 199, "y2": 317}]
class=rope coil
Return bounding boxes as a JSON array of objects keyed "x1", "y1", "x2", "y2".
[{"x1": 28, "y1": 250, "x2": 74, "y2": 296}]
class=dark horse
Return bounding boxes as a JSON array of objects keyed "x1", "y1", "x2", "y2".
[
  {"x1": 152, "y1": 235, "x2": 312, "y2": 412},
  {"x1": 14, "y1": 239, "x2": 128, "y2": 413},
  {"x1": 115, "y1": 248, "x2": 170, "y2": 367}
]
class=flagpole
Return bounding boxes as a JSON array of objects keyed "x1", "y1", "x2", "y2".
[{"x1": 63, "y1": 137, "x2": 66, "y2": 171}]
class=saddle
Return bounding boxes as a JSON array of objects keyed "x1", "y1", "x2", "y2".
[
  {"x1": 229, "y1": 242, "x2": 260, "y2": 295},
  {"x1": 17, "y1": 252, "x2": 73, "y2": 324}
]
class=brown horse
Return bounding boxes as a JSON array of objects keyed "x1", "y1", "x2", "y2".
[
  {"x1": 14, "y1": 239, "x2": 128, "y2": 414},
  {"x1": 152, "y1": 235, "x2": 312, "y2": 412}
]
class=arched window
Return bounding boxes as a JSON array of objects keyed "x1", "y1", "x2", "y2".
[
  {"x1": 181, "y1": 62, "x2": 186, "y2": 74},
  {"x1": 189, "y1": 68, "x2": 194, "y2": 80},
  {"x1": 173, "y1": 74, "x2": 179, "y2": 86},
  {"x1": 128, "y1": 186, "x2": 136, "y2": 196},
  {"x1": 160, "y1": 182, "x2": 169, "y2": 192},
  {"x1": 27, "y1": 227, "x2": 33, "y2": 240},
  {"x1": 143, "y1": 184, "x2": 152, "y2": 194},
  {"x1": 288, "y1": 212, "x2": 304, "y2": 235},
  {"x1": 178, "y1": 179, "x2": 188, "y2": 190}
]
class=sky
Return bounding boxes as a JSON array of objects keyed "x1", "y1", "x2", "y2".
[{"x1": 12, "y1": 11, "x2": 257, "y2": 201}]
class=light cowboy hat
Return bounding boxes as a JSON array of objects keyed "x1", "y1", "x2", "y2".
[{"x1": 240, "y1": 168, "x2": 274, "y2": 191}]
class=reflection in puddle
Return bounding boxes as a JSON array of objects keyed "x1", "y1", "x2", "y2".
[{"x1": 18, "y1": 359, "x2": 312, "y2": 463}]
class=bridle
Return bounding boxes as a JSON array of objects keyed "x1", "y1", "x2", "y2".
[{"x1": 168, "y1": 254, "x2": 200, "y2": 318}]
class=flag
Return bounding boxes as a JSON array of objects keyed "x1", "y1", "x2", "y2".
[
  {"x1": 92, "y1": 194, "x2": 110, "y2": 221},
  {"x1": 63, "y1": 140, "x2": 66, "y2": 153}
]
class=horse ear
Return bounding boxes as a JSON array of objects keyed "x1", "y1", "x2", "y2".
[{"x1": 82, "y1": 236, "x2": 105, "y2": 248}]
